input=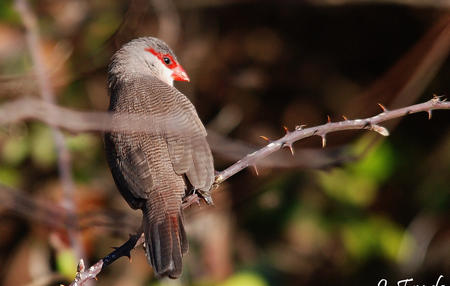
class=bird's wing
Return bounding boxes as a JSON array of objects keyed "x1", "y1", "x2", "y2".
[
  {"x1": 104, "y1": 132, "x2": 153, "y2": 208},
  {"x1": 107, "y1": 75, "x2": 214, "y2": 199},
  {"x1": 136, "y1": 76, "x2": 215, "y2": 193}
]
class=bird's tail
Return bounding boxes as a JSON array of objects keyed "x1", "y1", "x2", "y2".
[{"x1": 142, "y1": 201, "x2": 188, "y2": 279}]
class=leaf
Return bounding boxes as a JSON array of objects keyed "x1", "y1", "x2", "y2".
[
  {"x1": 218, "y1": 272, "x2": 268, "y2": 286},
  {"x1": 1, "y1": 134, "x2": 29, "y2": 165},
  {"x1": 30, "y1": 124, "x2": 56, "y2": 168},
  {"x1": 0, "y1": 166, "x2": 21, "y2": 187},
  {"x1": 56, "y1": 249, "x2": 78, "y2": 280}
]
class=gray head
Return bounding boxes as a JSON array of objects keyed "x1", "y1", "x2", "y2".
[{"x1": 108, "y1": 37, "x2": 189, "y2": 87}]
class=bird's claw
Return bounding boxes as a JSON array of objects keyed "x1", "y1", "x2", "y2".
[{"x1": 182, "y1": 193, "x2": 201, "y2": 209}]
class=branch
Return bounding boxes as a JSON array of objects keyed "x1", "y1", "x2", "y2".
[
  {"x1": 14, "y1": 0, "x2": 85, "y2": 263},
  {"x1": 69, "y1": 234, "x2": 144, "y2": 286},
  {"x1": 207, "y1": 129, "x2": 353, "y2": 169},
  {"x1": 0, "y1": 185, "x2": 139, "y2": 232},
  {"x1": 0, "y1": 97, "x2": 205, "y2": 135},
  {"x1": 214, "y1": 96, "x2": 449, "y2": 184},
  {"x1": 151, "y1": 0, "x2": 181, "y2": 47}
]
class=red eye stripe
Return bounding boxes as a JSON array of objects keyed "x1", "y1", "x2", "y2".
[{"x1": 145, "y1": 48, "x2": 178, "y2": 69}]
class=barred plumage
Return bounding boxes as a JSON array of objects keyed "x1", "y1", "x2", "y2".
[{"x1": 104, "y1": 37, "x2": 214, "y2": 278}]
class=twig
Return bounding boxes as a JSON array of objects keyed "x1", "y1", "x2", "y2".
[
  {"x1": 151, "y1": 0, "x2": 181, "y2": 47},
  {"x1": 0, "y1": 97, "x2": 204, "y2": 134},
  {"x1": 102, "y1": 233, "x2": 145, "y2": 266},
  {"x1": 14, "y1": 0, "x2": 85, "y2": 264},
  {"x1": 69, "y1": 233, "x2": 144, "y2": 286},
  {"x1": 0, "y1": 185, "x2": 139, "y2": 232},
  {"x1": 207, "y1": 129, "x2": 352, "y2": 169},
  {"x1": 214, "y1": 96, "x2": 449, "y2": 184},
  {"x1": 69, "y1": 260, "x2": 103, "y2": 286}
]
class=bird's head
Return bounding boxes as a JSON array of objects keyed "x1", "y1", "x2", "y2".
[{"x1": 108, "y1": 37, "x2": 189, "y2": 87}]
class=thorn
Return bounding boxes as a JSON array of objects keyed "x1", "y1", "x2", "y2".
[
  {"x1": 284, "y1": 142, "x2": 295, "y2": 156},
  {"x1": 432, "y1": 94, "x2": 440, "y2": 101},
  {"x1": 259, "y1": 135, "x2": 270, "y2": 142},
  {"x1": 431, "y1": 94, "x2": 446, "y2": 103},
  {"x1": 377, "y1": 103, "x2": 388, "y2": 112},
  {"x1": 214, "y1": 174, "x2": 224, "y2": 185},
  {"x1": 371, "y1": 124, "x2": 389, "y2": 136},
  {"x1": 362, "y1": 121, "x2": 371, "y2": 129},
  {"x1": 77, "y1": 259, "x2": 85, "y2": 272},
  {"x1": 427, "y1": 110, "x2": 432, "y2": 120},
  {"x1": 202, "y1": 194, "x2": 214, "y2": 206},
  {"x1": 283, "y1": 126, "x2": 290, "y2": 134},
  {"x1": 321, "y1": 135, "x2": 326, "y2": 148},
  {"x1": 295, "y1": 124, "x2": 307, "y2": 131},
  {"x1": 94, "y1": 277, "x2": 98, "y2": 281},
  {"x1": 252, "y1": 165, "x2": 259, "y2": 176},
  {"x1": 327, "y1": 115, "x2": 331, "y2": 123},
  {"x1": 342, "y1": 115, "x2": 348, "y2": 121}
]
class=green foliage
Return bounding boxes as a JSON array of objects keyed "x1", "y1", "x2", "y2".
[
  {"x1": 286, "y1": 203, "x2": 330, "y2": 249},
  {"x1": 340, "y1": 215, "x2": 408, "y2": 262},
  {"x1": 83, "y1": 11, "x2": 121, "y2": 59},
  {"x1": 56, "y1": 249, "x2": 78, "y2": 280},
  {"x1": 416, "y1": 136, "x2": 450, "y2": 212},
  {"x1": 217, "y1": 272, "x2": 268, "y2": 286},
  {"x1": 66, "y1": 133, "x2": 99, "y2": 153},
  {"x1": 1, "y1": 132, "x2": 29, "y2": 166},
  {"x1": 317, "y1": 138, "x2": 395, "y2": 206},
  {"x1": 241, "y1": 174, "x2": 303, "y2": 244},
  {"x1": 29, "y1": 124, "x2": 57, "y2": 168},
  {"x1": 0, "y1": 0, "x2": 20, "y2": 24},
  {"x1": 0, "y1": 166, "x2": 21, "y2": 187},
  {"x1": 0, "y1": 127, "x2": 28, "y2": 186},
  {"x1": 66, "y1": 133, "x2": 103, "y2": 182}
]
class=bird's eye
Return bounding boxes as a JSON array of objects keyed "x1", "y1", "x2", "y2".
[{"x1": 163, "y1": 57, "x2": 171, "y2": 65}]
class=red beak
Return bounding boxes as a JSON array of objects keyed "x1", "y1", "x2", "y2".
[{"x1": 171, "y1": 65, "x2": 190, "y2": 82}]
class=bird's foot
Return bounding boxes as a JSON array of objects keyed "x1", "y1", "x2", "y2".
[
  {"x1": 197, "y1": 190, "x2": 214, "y2": 206},
  {"x1": 182, "y1": 193, "x2": 201, "y2": 209}
]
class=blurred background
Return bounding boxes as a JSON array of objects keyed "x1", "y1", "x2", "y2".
[{"x1": 0, "y1": 0, "x2": 449, "y2": 285}]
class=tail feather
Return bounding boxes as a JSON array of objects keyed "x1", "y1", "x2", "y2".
[{"x1": 142, "y1": 202, "x2": 188, "y2": 279}]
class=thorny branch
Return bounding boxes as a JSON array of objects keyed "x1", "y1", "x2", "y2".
[
  {"x1": 14, "y1": 0, "x2": 86, "y2": 264},
  {"x1": 1, "y1": 96, "x2": 448, "y2": 139},
  {"x1": 69, "y1": 234, "x2": 145, "y2": 286},
  {"x1": 64, "y1": 95, "x2": 450, "y2": 285},
  {"x1": 214, "y1": 95, "x2": 449, "y2": 184}
]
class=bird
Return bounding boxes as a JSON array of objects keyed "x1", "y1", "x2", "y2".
[{"x1": 104, "y1": 37, "x2": 215, "y2": 279}]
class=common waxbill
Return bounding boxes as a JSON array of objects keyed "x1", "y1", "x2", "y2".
[{"x1": 104, "y1": 37, "x2": 214, "y2": 278}]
